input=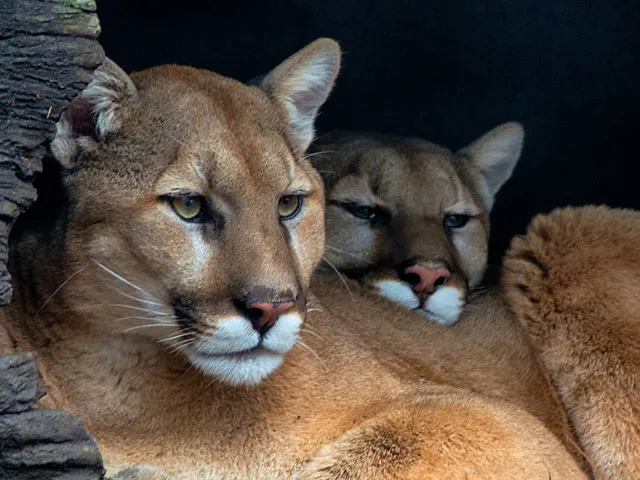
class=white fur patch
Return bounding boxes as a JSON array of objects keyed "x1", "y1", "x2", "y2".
[
  {"x1": 190, "y1": 230, "x2": 211, "y2": 270},
  {"x1": 262, "y1": 313, "x2": 302, "y2": 353},
  {"x1": 375, "y1": 280, "x2": 420, "y2": 309},
  {"x1": 50, "y1": 119, "x2": 77, "y2": 167},
  {"x1": 196, "y1": 316, "x2": 259, "y2": 355},
  {"x1": 188, "y1": 348, "x2": 284, "y2": 386},
  {"x1": 186, "y1": 313, "x2": 302, "y2": 386},
  {"x1": 423, "y1": 286, "x2": 465, "y2": 326}
]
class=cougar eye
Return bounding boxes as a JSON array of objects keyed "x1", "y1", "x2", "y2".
[
  {"x1": 347, "y1": 204, "x2": 378, "y2": 221},
  {"x1": 278, "y1": 195, "x2": 303, "y2": 220},
  {"x1": 443, "y1": 214, "x2": 470, "y2": 229},
  {"x1": 340, "y1": 202, "x2": 391, "y2": 227},
  {"x1": 170, "y1": 196, "x2": 204, "y2": 221}
]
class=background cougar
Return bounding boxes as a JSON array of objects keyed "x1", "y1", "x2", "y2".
[
  {"x1": 0, "y1": 39, "x2": 586, "y2": 478},
  {"x1": 310, "y1": 125, "x2": 522, "y2": 325}
]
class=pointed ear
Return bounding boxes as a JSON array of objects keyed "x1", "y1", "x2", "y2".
[
  {"x1": 458, "y1": 122, "x2": 524, "y2": 211},
  {"x1": 51, "y1": 58, "x2": 137, "y2": 167},
  {"x1": 261, "y1": 38, "x2": 341, "y2": 154}
]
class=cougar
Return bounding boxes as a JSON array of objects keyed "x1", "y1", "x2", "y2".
[
  {"x1": 0, "y1": 39, "x2": 587, "y2": 479},
  {"x1": 310, "y1": 126, "x2": 522, "y2": 325}
]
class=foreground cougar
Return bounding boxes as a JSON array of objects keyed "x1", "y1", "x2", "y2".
[
  {"x1": 310, "y1": 126, "x2": 522, "y2": 325},
  {"x1": 0, "y1": 39, "x2": 587, "y2": 478}
]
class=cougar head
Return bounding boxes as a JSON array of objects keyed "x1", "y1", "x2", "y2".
[
  {"x1": 51, "y1": 39, "x2": 340, "y2": 385},
  {"x1": 311, "y1": 125, "x2": 523, "y2": 325}
]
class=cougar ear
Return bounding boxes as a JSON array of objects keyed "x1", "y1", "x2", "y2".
[
  {"x1": 458, "y1": 122, "x2": 524, "y2": 211},
  {"x1": 261, "y1": 38, "x2": 341, "y2": 154},
  {"x1": 51, "y1": 58, "x2": 138, "y2": 167}
]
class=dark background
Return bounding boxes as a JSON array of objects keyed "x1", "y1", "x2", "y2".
[{"x1": 97, "y1": 0, "x2": 639, "y2": 263}]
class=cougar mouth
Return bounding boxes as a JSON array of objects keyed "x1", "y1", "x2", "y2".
[{"x1": 182, "y1": 312, "x2": 303, "y2": 385}]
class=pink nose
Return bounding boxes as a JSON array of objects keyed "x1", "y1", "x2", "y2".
[
  {"x1": 404, "y1": 265, "x2": 450, "y2": 294},
  {"x1": 246, "y1": 301, "x2": 295, "y2": 331}
]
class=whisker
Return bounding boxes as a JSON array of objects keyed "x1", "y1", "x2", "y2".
[
  {"x1": 302, "y1": 150, "x2": 336, "y2": 160},
  {"x1": 300, "y1": 329, "x2": 323, "y2": 340},
  {"x1": 321, "y1": 256, "x2": 355, "y2": 303},
  {"x1": 93, "y1": 260, "x2": 160, "y2": 300},
  {"x1": 325, "y1": 244, "x2": 374, "y2": 265},
  {"x1": 159, "y1": 331, "x2": 193, "y2": 343},
  {"x1": 295, "y1": 340, "x2": 327, "y2": 371},
  {"x1": 167, "y1": 338, "x2": 195, "y2": 355},
  {"x1": 111, "y1": 287, "x2": 166, "y2": 307},
  {"x1": 34, "y1": 263, "x2": 90, "y2": 319},
  {"x1": 112, "y1": 315, "x2": 170, "y2": 324},
  {"x1": 76, "y1": 303, "x2": 170, "y2": 316},
  {"x1": 122, "y1": 323, "x2": 177, "y2": 333}
]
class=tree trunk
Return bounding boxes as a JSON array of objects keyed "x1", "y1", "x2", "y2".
[
  {"x1": 0, "y1": 0, "x2": 104, "y2": 305},
  {"x1": 0, "y1": 1, "x2": 106, "y2": 478}
]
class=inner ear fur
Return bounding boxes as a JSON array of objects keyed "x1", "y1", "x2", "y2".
[
  {"x1": 50, "y1": 58, "x2": 138, "y2": 167},
  {"x1": 261, "y1": 38, "x2": 341, "y2": 154},
  {"x1": 458, "y1": 122, "x2": 525, "y2": 210}
]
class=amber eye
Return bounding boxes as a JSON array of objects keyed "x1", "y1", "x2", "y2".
[
  {"x1": 278, "y1": 195, "x2": 303, "y2": 220},
  {"x1": 170, "y1": 196, "x2": 204, "y2": 221}
]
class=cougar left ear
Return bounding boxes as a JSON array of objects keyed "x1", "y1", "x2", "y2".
[
  {"x1": 261, "y1": 38, "x2": 341, "y2": 154},
  {"x1": 51, "y1": 58, "x2": 138, "y2": 167},
  {"x1": 457, "y1": 122, "x2": 525, "y2": 211}
]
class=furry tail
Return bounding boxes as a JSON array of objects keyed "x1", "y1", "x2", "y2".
[{"x1": 502, "y1": 205, "x2": 640, "y2": 480}]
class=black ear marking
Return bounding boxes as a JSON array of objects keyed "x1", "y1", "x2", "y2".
[{"x1": 65, "y1": 97, "x2": 96, "y2": 137}]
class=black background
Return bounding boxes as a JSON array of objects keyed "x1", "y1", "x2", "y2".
[{"x1": 97, "y1": 0, "x2": 639, "y2": 263}]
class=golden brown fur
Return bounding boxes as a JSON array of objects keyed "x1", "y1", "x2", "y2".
[
  {"x1": 1, "y1": 39, "x2": 587, "y2": 479},
  {"x1": 502, "y1": 205, "x2": 640, "y2": 479},
  {"x1": 310, "y1": 125, "x2": 523, "y2": 325}
]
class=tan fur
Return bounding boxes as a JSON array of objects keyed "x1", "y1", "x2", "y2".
[
  {"x1": 310, "y1": 126, "x2": 523, "y2": 325},
  {"x1": 1, "y1": 40, "x2": 587, "y2": 479},
  {"x1": 502, "y1": 205, "x2": 640, "y2": 479}
]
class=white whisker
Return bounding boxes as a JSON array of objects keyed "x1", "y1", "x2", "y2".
[
  {"x1": 325, "y1": 244, "x2": 374, "y2": 264},
  {"x1": 122, "y1": 323, "x2": 177, "y2": 333},
  {"x1": 112, "y1": 287, "x2": 166, "y2": 307},
  {"x1": 93, "y1": 260, "x2": 159, "y2": 300},
  {"x1": 34, "y1": 263, "x2": 90, "y2": 319},
  {"x1": 159, "y1": 331, "x2": 193, "y2": 343},
  {"x1": 295, "y1": 340, "x2": 327, "y2": 371},
  {"x1": 301, "y1": 329, "x2": 323, "y2": 340},
  {"x1": 167, "y1": 338, "x2": 195, "y2": 355},
  {"x1": 112, "y1": 315, "x2": 170, "y2": 324},
  {"x1": 77, "y1": 303, "x2": 170, "y2": 316},
  {"x1": 302, "y1": 150, "x2": 336, "y2": 160},
  {"x1": 321, "y1": 256, "x2": 355, "y2": 303}
]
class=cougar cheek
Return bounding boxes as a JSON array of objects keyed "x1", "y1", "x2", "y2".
[{"x1": 290, "y1": 202, "x2": 325, "y2": 284}]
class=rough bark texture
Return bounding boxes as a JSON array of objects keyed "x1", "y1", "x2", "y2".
[
  {"x1": 0, "y1": 0, "x2": 104, "y2": 305},
  {"x1": 1, "y1": 1, "x2": 106, "y2": 478},
  {"x1": 0, "y1": 354, "x2": 105, "y2": 479}
]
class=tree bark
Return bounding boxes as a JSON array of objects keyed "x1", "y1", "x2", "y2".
[
  {"x1": 0, "y1": 1, "x2": 106, "y2": 478},
  {"x1": 0, "y1": 0, "x2": 104, "y2": 305}
]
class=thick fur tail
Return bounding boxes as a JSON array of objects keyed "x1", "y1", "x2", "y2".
[{"x1": 502, "y1": 205, "x2": 640, "y2": 480}]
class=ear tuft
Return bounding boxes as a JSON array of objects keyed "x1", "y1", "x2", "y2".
[
  {"x1": 458, "y1": 122, "x2": 525, "y2": 210},
  {"x1": 261, "y1": 38, "x2": 341, "y2": 154},
  {"x1": 81, "y1": 58, "x2": 138, "y2": 137},
  {"x1": 50, "y1": 58, "x2": 137, "y2": 167}
]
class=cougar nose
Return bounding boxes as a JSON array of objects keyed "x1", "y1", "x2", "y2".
[
  {"x1": 245, "y1": 301, "x2": 295, "y2": 334},
  {"x1": 403, "y1": 265, "x2": 450, "y2": 294}
]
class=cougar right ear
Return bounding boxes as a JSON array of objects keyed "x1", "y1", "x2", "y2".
[
  {"x1": 51, "y1": 58, "x2": 137, "y2": 167},
  {"x1": 261, "y1": 38, "x2": 341, "y2": 155}
]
